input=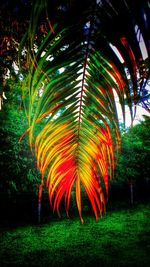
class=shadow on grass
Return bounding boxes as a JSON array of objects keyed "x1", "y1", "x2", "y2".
[{"x1": 0, "y1": 201, "x2": 150, "y2": 267}]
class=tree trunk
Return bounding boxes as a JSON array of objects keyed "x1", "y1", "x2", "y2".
[
  {"x1": 38, "y1": 183, "x2": 43, "y2": 223},
  {"x1": 130, "y1": 181, "x2": 134, "y2": 205}
]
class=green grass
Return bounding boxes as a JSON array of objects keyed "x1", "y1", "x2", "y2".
[{"x1": 0, "y1": 202, "x2": 150, "y2": 267}]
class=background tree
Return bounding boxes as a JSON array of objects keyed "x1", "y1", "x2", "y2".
[
  {"x1": 110, "y1": 116, "x2": 150, "y2": 204},
  {"x1": 0, "y1": 78, "x2": 41, "y2": 223}
]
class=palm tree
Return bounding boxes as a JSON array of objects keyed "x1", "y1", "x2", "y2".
[{"x1": 20, "y1": 0, "x2": 149, "y2": 222}]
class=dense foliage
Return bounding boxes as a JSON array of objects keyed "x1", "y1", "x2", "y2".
[
  {"x1": 117, "y1": 116, "x2": 150, "y2": 183},
  {"x1": 0, "y1": 79, "x2": 40, "y2": 196},
  {"x1": 110, "y1": 116, "x2": 150, "y2": 202}
]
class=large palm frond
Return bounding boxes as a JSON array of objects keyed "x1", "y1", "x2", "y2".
[{"x1": 21, "y1": 0, "x2": 149, "y2": 222}]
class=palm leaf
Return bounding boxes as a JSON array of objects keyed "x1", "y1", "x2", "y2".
[{"x1": 21, "y1": 0, "x2": 149, "y2": 222}]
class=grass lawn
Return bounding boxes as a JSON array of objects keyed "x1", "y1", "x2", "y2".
[{"x1": 0, "y1": 202, "x2": 150, "y2": 267}]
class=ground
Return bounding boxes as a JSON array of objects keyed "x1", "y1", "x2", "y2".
[{"x1": 0, "y1": 202, "x2": 150, "y2": 267}]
